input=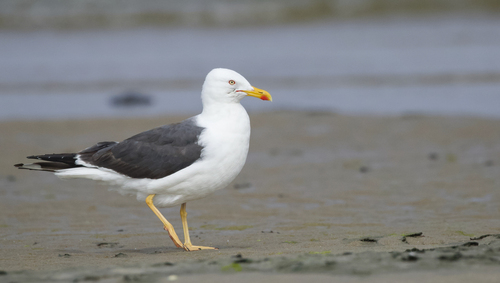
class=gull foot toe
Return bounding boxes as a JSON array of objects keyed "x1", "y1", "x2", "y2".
[{"x1": 183, "y1": 244, "x2": 218, "y2": 251}]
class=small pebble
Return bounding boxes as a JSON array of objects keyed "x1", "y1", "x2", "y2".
[
  {"x1": 428, "y1": 152, "x2": 439, "y2": 160},
  {"x1": 167, "y1": 275, "x2": 178, "y2": 281},
  {"x1": 438, "y1": 252, "x2": 462, "y2": 261},
  {"x1": 402, "y1": 252, "x2": 419, "y2": 261},
  {"x1": 359, "y1": 166, "x2": 369, "y2": 173},
  {"x1": 405, "y1": 248, "x2": 425, "y2": 253},
  {"x1": 152, "y1": 261, "x2": 174, "y2": 267},
  {"x1": 462, "y1": 241, "x2": 479, "y2": 247}
]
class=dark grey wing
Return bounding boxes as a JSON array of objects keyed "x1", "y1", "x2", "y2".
[{"x1": 78, "y1": 118, "x2": 204, "y2": 179}]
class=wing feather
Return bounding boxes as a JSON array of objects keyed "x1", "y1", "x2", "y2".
[{"x1": 78, "y1": 118, "x2": 204, "y2": 179}]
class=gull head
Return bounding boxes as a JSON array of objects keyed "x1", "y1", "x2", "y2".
[{"x1": 201, "y1": 68, "x2": 272, "y2": 104}]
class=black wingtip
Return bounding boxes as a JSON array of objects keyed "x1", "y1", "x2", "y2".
[
  {"x1": 25, "y1": 154, "x2": 78, "y2": 165},
  {"x1": 14, "y1": 163, "x2": 23, "y2": 168}
]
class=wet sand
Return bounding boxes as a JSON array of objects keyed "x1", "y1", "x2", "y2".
[{"x1": 1, "y1": 111, "x2": 499, "y2": 281}]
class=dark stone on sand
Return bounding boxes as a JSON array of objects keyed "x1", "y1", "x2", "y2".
[
  {"x1": 114, "y1": 253, "x2": 127, "y2": 258},
  {"x1": 405, "y1": 232, "x2": 423, "y2": 237},
  {"x1": 360, "y1": 237, "x2": 377, "y2": 242},
  {"x1": 111, "y1": 91, "x2": 151, "y2": 107},
  {"x1": 58, "y1": 254, "x2": 71, "y2": 258},
  {"x1": 152, "y1": 262, "x2": 174, "y2": 267},
  {"x1": 401, "y1": 253, "x2": 419, "y2": 261},
  {"x1": 359, "y1": 166, "x2": 369, "y2": 173},
  {"x1": 428, "y1": 152, "x2": 439, "y2": 160},
  {"x1": 401, "y1": 232, "x2": 424, "y2": 243},
  {"x1": 471, "y1": 234, "x2": 492, "y2": 240},
  {"x1": 462, "y1": 242, "x2": 479, "y2": 247},
  {"x1": 438, "y1": 252, "x2": 462, "y2": 261},
  {"x1": 234, "y1": 258, "x2": 253, "y2": 264},
  {"x1": 97, "y1": 242, "x2": 119, "y2": 248},
  {"x1": 405, "y1": 248, "x2": 425, "y2": 253},
  {"x1": 0, "y1": 271, "x2": 6, "y2": 275}
]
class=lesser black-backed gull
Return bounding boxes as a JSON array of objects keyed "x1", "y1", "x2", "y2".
[{"x1": 14, "y1": 68, "x2": 272, "y2": 251}]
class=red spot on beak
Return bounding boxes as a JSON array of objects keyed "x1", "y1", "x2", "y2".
[{"x1": 261, "y1": 95, "x2": 270, "y2": 101}]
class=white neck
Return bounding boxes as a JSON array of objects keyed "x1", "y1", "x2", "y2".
[{"x1": 199, "y1": 101, "x2": 246, "y2": 123}]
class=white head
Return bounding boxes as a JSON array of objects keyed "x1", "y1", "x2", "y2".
[{"x1": 201, "y1": 68, "x2": 272, "y2": 105}]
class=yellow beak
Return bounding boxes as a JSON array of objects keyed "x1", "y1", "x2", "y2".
[{"x1": 240, "y1": 86, "x2": 272, "y2": 101}]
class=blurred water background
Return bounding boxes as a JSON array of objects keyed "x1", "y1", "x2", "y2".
[{"x1": 1, "y1": 0, "x2": 499, "y2": 120}]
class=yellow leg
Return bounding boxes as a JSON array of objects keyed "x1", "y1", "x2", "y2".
[
  {"x1": 180, "y1": 202, "x2": 218, "y2": 251},
  {"x1": 146, "y1": 194, "x2": 183, "y2": 248}
]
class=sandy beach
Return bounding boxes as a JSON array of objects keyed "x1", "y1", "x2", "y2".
[{"x1": 0, "y1": 111, "x2": 499, "y2": 281}]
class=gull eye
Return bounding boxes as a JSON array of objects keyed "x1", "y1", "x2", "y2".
[{"x1": 228, "y1": 80, "x2": 236, "y2": 85}]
